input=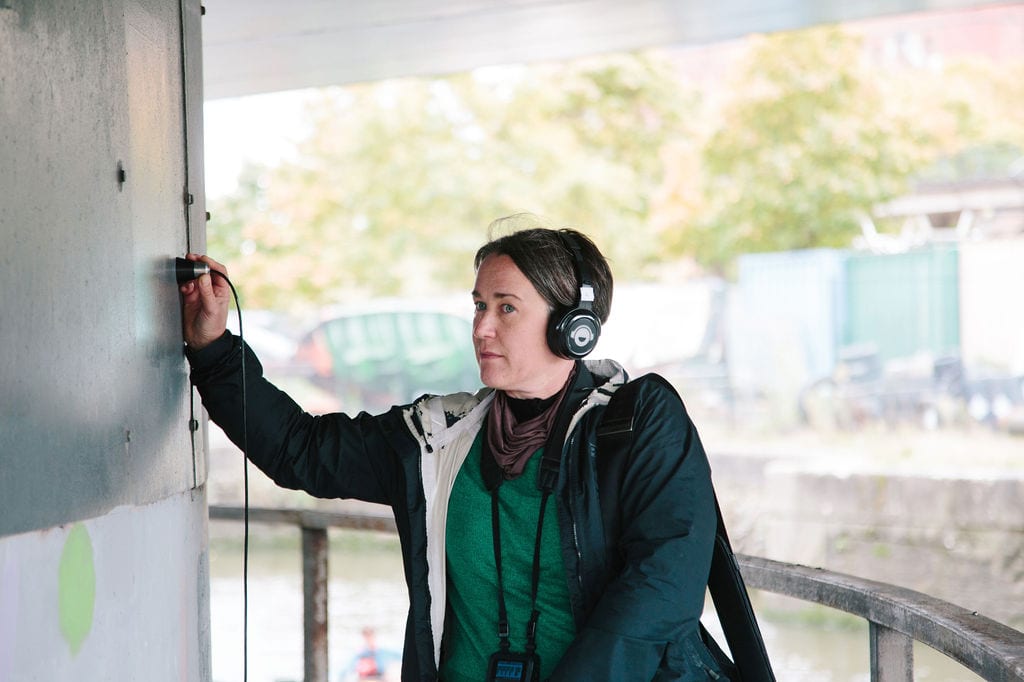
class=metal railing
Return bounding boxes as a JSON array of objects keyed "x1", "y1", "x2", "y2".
[
  {"x1": 737, "y1": 555, "x2": 1024, "y2": 681},
  {"x1": 209, "y1": 505, "x2": 1024, "y2": 682},
  {"x1": 209, "y1": 505, "x2": 397, "y2": 682}
]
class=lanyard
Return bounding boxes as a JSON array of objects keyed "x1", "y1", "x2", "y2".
[
  {"x1": 490, "y1": 482, "x2": 550, "y2": 654},
  {"x1": 481, "y1": 387, "x2": 577, "y2": 655},
  {"x1": 481, "y1": 430, "x2": 556, "y2": 655}
]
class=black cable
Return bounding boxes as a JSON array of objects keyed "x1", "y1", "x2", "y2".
[{"x1": 210, "y1": 270, "x2": 250, "y2": 682}]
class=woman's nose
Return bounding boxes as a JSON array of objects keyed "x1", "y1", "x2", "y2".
[{"x1": 473, "y1": 312, "x2": 495, "y2": 339}]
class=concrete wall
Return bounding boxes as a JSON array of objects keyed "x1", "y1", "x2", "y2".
[
  {"x1": 712, "y1": 452, "x2": 1024, "y2": 629},
  {"x1": 0, "y1": 492, "x2": 211, "y2": 679},
  {"x1": 0, "y1": 0, "x2": 210, "y2": 677}
]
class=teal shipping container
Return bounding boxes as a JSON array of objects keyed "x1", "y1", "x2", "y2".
[
  {"x1": 727, "y1": 249, "x2": 847, "y2": 399},
  {"x1": 842, "y1": 246, "x2": 960, "y2": 362}
]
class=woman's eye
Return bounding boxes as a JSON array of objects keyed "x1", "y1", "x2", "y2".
[
  {"x1": 501, "y1": 303, "x2": 515, "y2": 314},
  {"x1": 474, "y1": 301, "x2": 485, "y2": 312}
]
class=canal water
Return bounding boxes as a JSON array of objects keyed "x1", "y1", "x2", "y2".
[{"x1": 208, "y1": 527, "x2": 984, "y2": 682}]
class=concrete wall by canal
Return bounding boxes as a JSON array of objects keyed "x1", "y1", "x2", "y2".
[{"x1": 712, "y1": 451, "x2": 1024, "y2": 629}]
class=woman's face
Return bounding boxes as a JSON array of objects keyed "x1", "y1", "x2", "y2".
[{"x1": 472, "y1": 254, "x2": 574, "y2": 399}]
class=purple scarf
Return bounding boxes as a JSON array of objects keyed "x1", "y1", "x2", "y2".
[{"x1": 486, "y1": 368, "x2": 576, "y2": 479}]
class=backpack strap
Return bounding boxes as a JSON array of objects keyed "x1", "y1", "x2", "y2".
[
  {"x1": 707, "y1": 496, "x2": 776, "y2": 682},
  {"x1": 597, "y1": 376, "x2": 776, "y2": 682}
]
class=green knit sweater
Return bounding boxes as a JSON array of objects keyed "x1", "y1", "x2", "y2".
[{"x1": 440, "y1": 434, "x2": 576, "y2": 682}]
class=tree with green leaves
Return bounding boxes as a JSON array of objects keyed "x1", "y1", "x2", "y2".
[
  {"x1": 209, "y1": 23, "x2": 1024, "y2": 306},
  {"x1": 208, "y1": 53, "x2": 698, "y2": 309},
  {"x1": 660, "y1": 25, "x2": 1024, "y2": 271},
  {"x1": 661, "y1": 27, "x2": 934, "y2": 270}
]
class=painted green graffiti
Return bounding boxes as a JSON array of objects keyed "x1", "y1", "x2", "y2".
[{"x1": 58, "y1": 524, "x2": 95, "y2": 656}]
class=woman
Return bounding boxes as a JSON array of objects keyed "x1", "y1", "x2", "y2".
[{"x1": 181, "y1": 221, "x2": 729, "y2": 681}]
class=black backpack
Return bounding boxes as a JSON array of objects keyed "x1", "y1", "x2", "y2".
[{"x1": 595, "y1": 375, "x2": 776, "y2": 682}]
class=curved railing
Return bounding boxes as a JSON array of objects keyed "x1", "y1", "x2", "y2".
[
  {"x1": 737, "y1": 555, "x2": 1024, "y2": 681},
  {"x1": 209, "y1": 505, "x2": 1024, "y2": 682}
]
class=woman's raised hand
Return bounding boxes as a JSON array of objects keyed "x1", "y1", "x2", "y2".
[{"x1": 179, "y1": 253, "x2": 232, "y2": 350}]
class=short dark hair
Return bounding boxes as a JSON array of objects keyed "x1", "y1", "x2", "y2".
[{"x1": 474, "y1": 215, "x2": 613, "y2": 324}]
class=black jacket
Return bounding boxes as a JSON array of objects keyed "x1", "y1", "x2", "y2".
[{"x1": 189, "y1": 332, "x2": 728, "y2": 681}]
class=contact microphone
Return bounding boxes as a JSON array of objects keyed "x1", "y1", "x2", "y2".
[{"x1": 175, "y1": 257, "x2": 211, "y2": 285}]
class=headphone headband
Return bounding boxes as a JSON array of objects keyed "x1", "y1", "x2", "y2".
[{"x1": 562, "y1": 234, "x2": 595, "y2": 310}]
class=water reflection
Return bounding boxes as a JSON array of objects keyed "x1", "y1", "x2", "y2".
[
  {"x1": 210, "y1": 528, "x2": 408, "y2": 682},
  {"x1": 209, "y1": 530, "x2": 984, "y2": 682}
]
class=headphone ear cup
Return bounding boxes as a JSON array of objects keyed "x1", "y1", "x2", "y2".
[{"x1": 548, "y1": 307, "x2": 601, "y2": 359}]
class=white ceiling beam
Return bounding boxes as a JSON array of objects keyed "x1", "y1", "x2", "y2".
[{"x1": 201, "y1": 0, "x2": 1011, "y2": 99}]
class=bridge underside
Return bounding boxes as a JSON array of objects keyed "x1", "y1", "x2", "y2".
[{"x1": 202, "y1": 0, "x2": 1010, "y2": 99}]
